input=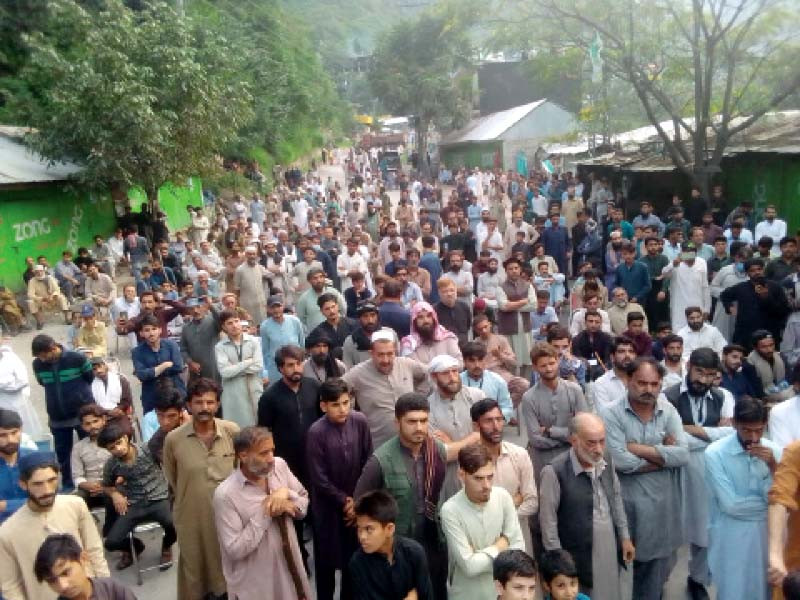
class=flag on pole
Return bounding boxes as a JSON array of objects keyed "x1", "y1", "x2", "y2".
[{"x1": 590, "y1": 31, "x2": 603, "y2": 84}]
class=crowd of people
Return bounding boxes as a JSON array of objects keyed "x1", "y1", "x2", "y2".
[{"x1": 2, "y1": 147, "x2": 800, "y2": 600}]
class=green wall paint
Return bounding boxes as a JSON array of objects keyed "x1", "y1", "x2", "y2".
[
  {"x1": 441, "y1": 141, "x2": 502, "y2": 170},
  {"x1": 126, "y1": 176, "x2": 203, "y2": 231}
]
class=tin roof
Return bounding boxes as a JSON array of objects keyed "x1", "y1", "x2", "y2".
[
  {"x1": 439, "y1": 99, "x2": 548, "y2": 145},
  {"x1": 0, "y1": 128, "x2": 81, "y2": 186}
]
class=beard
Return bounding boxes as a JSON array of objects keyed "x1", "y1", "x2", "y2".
[
  {"x1": 450, "y1": 265, "x2": 461, "y2": 273},
  {"x1": 688, "y1": 320, "x2": 703, "y2": 331},
  {"x1": 488, "y1": 267, "x2": 498, "y2": 274},
  {"x1": 666, "y1": 353, "x2": 683, "y2": 363},
  {"x1": 286, "y1": 372, "x2": 303, "y2": 383},
  {"x1": 687, "y1": 378, "x2": 711, "y2": 397},
  {"x1": 438, "y1": 379, "x2": 462, "y2": 395},
  {"x1": 29, "y1": 491, "x2": 56, "y2": 508},
  {"x1": 311, "y1": 352, "x2": 328, "y2": 366},
  {"x1": 416, "y1": 322, "x2": 435, "y2": 341},
  {"x1": 0, "y1": 442, "x2": 19, "y2": 456},
  {"x1": 362, "y1": 321, "x2": 379, "y2": 334}
]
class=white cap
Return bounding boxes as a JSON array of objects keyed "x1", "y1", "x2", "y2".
[
  {"x1": 370, "y1": 328, "x2": 396, "y2": 344},
  {"x1": 428, "y1": 354, "x2": 461, "y2": 374}
]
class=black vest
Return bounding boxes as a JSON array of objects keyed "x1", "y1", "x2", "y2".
[
  {"x1": 552, "y1": 451, "x2": 622, "y2": 590},
  {"x1": 664, "y1": 382, "x2": 724, "y2": 426}
]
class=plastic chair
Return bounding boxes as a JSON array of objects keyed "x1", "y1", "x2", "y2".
[{"x1": 129, "y1": 522, "x2": 173, "y2": 585}]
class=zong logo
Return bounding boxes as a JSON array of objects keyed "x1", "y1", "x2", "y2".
[{"x1": 13, "y1": 218, "x2": 51, "y2": 242}]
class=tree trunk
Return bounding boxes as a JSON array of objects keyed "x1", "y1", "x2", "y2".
[
  {"x1": 146, "y1": 186, "x2": 160, "y2": 214},
  {"x1": 416, "y1": 118, "x2": 429, "y2": 179}
]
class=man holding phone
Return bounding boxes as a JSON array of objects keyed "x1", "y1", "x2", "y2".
[{"x1": 661, "y1": 242, "x2": 710, "y2": 331}]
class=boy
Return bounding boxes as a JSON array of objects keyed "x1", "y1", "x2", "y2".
[
  {"x1": 540, "y1": 549, "x2": 590, "y2": 600},
  {"x1": 34, "y1": 533, "x2": 136, "y2": 600},
  {"x1": 97, "y1": 421, "x2": 175, "y2": 570},
  {"x1": 494, "y1": 549, "x2": 537, "y2": 600},
  {"x1": 306, "y1": 378, "x2": 372, "y2": 600},
  {"x1": 621, "y1": 311, "x2": 652, "y2": 356},
  {"x1": 349, "y1": 490, "x2": 434, "y2": 600},
  {"x1": 70, "y1": 404, "x2": 114, "y2": 533},
  {"x1": 146, "y1": 388, "x2": 188, "y2": 466}
]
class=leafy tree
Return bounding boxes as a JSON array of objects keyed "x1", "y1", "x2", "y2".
[
  {"x1": 498, "y1": 0, "x2": 800, "y2": 195},
  {"x1": 22, "y1": 0, "x2": 252, "y2": 205},
  {"x1": 369, "y1": 6, "x2": 476, "y2": 175}
]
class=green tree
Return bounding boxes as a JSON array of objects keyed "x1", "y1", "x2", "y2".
[
  {"x1": 22, "y1": 0, "x2": 252, "y2": 205},
  {"x1": 368, "y1": 7, "x2": 475, "y2": 175}
]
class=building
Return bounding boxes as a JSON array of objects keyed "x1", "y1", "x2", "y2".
[{"x1": 438, "y1": 100, "x2": 577, "y2": 172}]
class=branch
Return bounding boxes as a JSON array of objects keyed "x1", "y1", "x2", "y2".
[
  {"x1": 631, "y1": 79, "x2": 693, "y2": 173},
  {"x1": 725, "y1": 67, "x2": 800, "y2": 138}
]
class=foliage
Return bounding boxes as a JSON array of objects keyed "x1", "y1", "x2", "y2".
[
  {"x1": 21, "y1": 0, "x2": 252, "y2": 202},
  {"x1": 368, "y1": 3, "x2": 477, "y2": 172}
]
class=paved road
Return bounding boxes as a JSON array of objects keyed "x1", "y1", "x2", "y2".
[{"x1": 6, "y1": 161, "x2": 710, "y2": 598}]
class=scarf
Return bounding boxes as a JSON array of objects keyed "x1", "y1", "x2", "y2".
[
  {"x1": 91, "y1": 372, "x2": 122, "y2": 410},
  {"x1": 400, "y1": 301, "x2": 457, "y2": 354}
]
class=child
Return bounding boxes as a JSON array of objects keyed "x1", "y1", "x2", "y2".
[
  {"x1": 65, "y1": 310, "x2": 82, "y2": 351},
  {"x1": 306, "y1": 378, "x2": 372, "y2": 600},
  {"x1": 622, "y1": 311, "x2": 653, "y2": 356},
  {"x1": 533, "y1": 261, "x2": 566, "y2": 309},
  {"x1": 493, "y1": 549, "x2": 537, "y2": 600},
  {"x1": 349, "y1": 490, "x2": 434, "y2": 600},
  {"x1": 34, "y1": 533, "x2": 137, "y2": 600},
  {"x1": 97, "y1": 421, "x2": 175, "y2": 570},
  {"x1": 540, "y1": 549, "x2": 590, "y2": 600}
]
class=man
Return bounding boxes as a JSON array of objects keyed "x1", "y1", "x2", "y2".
[
  {"x1": 677, "y1": 306, "x2": 727, "y2": 359},
  {"x1": 504, "y1": 209, "x2": 537, "y2": 257},
  {"x1": 406, "y1": 248, "x2": 432, "y2": 301},
  {"x1": 401, "y1": 302, "x2": 462, "y2": 372},
  {"x1": 343, "y1": 272, "x2": 371, "y2": 319},
  {"x1": 522, "y1": 343, "x2": 589, "y2": 481},
  {"x1": 259, "y1": 295, "x2": 304, "y2": 384},
  {"x1": 296, "y1": 268, "x2": 346, "y2": 332},
  {"x1": 705, "y1": 397, "x2": 780, "y2": 600},
  {"x1": 615, "y1": 243, "x2": 651, "y2": 304},
  {"x1": 542, "y1": 212, "x2": 570, "y2": 274},
  {"x1": 476, "y1": 256, "x2": 504, "y2": 310},
  {"x1": 355, "y1": 393, "x2": 472, "y2": 600},
  {"x1": 748, "y1": 329, "x2": 795, "y2": 405},
  {"x1": 461, "y1": 342, "x2": 513, "y2": 422},
  {"x1": 419, "y1": 236, "x2": 443, "y2": 304},
  {"x1": 442, "y1": 251, "x2": 474, "y2": 304},
  {"x1": 90, "y1": 233, "x2": 116, "y2": 277},
  {"x1": 54, "y1": 251, "x2": 84, "y2": 304},
  {"x1": 719, "y1": 343, "x2": 764, "y2": 400},
  {"x1": 601, "y1": 357, "x2": 689, "y2": 600},
  {"x1": 661, "y1": 243, "x2": 710, "y2": 331},
  {"x1": 766, "y1": 236, "x2": 797, "y2": 282},
  {"x1": 337, "y1": 237, "x2": 369, "y2": 291},
  {"x1": 309, "y1": 292, "x2": 355, "y2": 356},
  {"x1": 589, "y1": 336, "x2": 635, "y2": 410},
  {"x1": 531, "y1": 289, "x2": 559, "y2": 342},
  {"x1": 755, "y1": 204, "x2": 787, "y2": 254},
  {"x1": 343, "y1": 329, "x2": 428, "y2": 448},
  {"x1": 0, "y1": 409, "x2": 33, "y2": 524},
  {"x1": 88, "y1": 357, "x2": 132, "y2": 416},
  {"x1": 342, "y1": 301, "x2": 379, "y2": 368},
  {"x1": 70, "y1": 405, "x2": 113, "y2": 526},
  {"x1": 233, "y1": 246, "x2": 269, "y2": 325},
  {"x1": 74, "y1": 305, "x2": 107, "y2": 358},
  {"x1": 378, "y1": 278, "x2": 411, "y2": 338},
  {"x1": 768, "y1": 438, "x2": 800, "y2": 591},
  {"x1": 497, "y1": 257, "x2": 537, "y2": 379},
  {"x1": 632, "y1": 201, "x2": 665, "y2": 237},
  {"x1": 539, "y1": 412, "x2": 635, "y2": 599},
  {"x1": 303, "y1": 331, "x2": 346, "y2": 382},
  {"x1": 378, "y1": 222, "x2": 406, "y2": 266},
  {"x1": 306, "y1": 378, "x2": 372, "y2": 600},
  {"x1": 664, "y1": 348, "x2": 734, "y2": 600},
  {"x1": 471, "y1": 399, "x2": 537, "y2": 554},
  {"x1": 180, "y1": 296, "x2": 221, "y2": 383},
  {"x1": 216, "y1": 310, "x2": 264, "y2": 427},
  {"x1": 257, "y1": 345, "x2": 320, "y2": 494},
  {"x1": 477, "y1": 216, "x2": 504, "y2": 261},
  {"x1": 721, "y1": 260, "x2": 791, "y2": 349},
  {"x1": 83, "y1": 263, "x2": 115, "y2": 315},
  {"x1": 131, "y1": 314, "x2": 185, "y2": 414},
  {"x1": 395, "y1": 263, "x2": 424, "y2": 307},
  {"x1": 116, "y1": 291, "x2": 185, "y2": 342},
  {"x1": 0, "y1": 453, "x2": 109, "y2": 600},
  {"x1": 659, "y1": 333, "x2": 686, "y2": 390},
  {"x1": 572, "y1": 310, "x2": 612, "y2": 382},
  {"x1": 31, "y1": 334, "x2": 94, "y2": 490},
  {"x1": 213, "y1": 427, "x2": 311, "y2": 600},
  {"x1": 427, "y1": 355, "x2": 487, "y2": 500},
  {"x1": 434, "y1": 278, "x2": 471, "y2": 346},
  {"x1": 606, "y1": 287, "x2": 649, "y2": 337},
  {"x1": 441, "y1": 443, "x2": 525, "y2": 600},
  {"x1": 768, "y1": 364, "x2": 800, "y2": 449},
  {"x1": 163, "y1": 378, "x2": 239, "y2": 599},
  {"x1": 27, "y1": 265, "x2": 70, "y2": 329}
]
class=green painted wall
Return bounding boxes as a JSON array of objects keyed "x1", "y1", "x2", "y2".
[
  {"x1": 721, "y1": 155, "x2": 800, "y2": 232},
  {"x1": 441, "y1": 141, "x2": 502, "y2": 170},
  {"x1": 0, "y1": 178, "x2": 202, "y2": 292}
]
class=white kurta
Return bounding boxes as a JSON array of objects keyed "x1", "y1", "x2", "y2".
[
  {"x1": 709, "y1": 264, "x2": 748, "y2": 341},
  {"x1": 662, "y1": 258, "x2": 710, "y2": 331},
  {"x1": 0, "y1": 347, "x2": 42, "y2": 438}
]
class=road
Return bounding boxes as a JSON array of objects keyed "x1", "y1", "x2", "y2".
[{"x1": 5, "y1": 161, "x2": 709, "y2": 598}]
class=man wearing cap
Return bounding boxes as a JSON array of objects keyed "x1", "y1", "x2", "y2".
[
  {"x1": 0, "y1": 409, "x2": 34, "y2": 523},
  {"x1": 27, "y1": 264, "x2": 70, "y2": 329},
  {"x1": 180, "y1": 295, "x2": 221, "y2": 384},
  {"x1": 400, "y1": 303, "x2": 462, "y2": 390},
  {"x1": 260, "y1": 295, "x2": 304, "y2": 384},
  {"x1": 303, "y1": 330, "x2": 346, "y2": 382},
  {"x1": 0, "y1": 452, "x2": 109, "y2": 599},
  {"x1": 496, "y1": 257, "x2": 537, "y2": 379},
  {"x1": 342, "y1": 302, "x2": 379, "y2": 368},
  {"x1": 661, "y1": 242, "x2": 711, "y2": 331},
  {"x1": 427, "y1": 354, "x2": 487, "y2": 500},
  {"x1": 73, "y1": 305, "x2": 107, "y2": 359},
  {"x1": 343, "y1": 329, "x2": 428, "y2": 448},
  {"x1": 234, "y1": 246, "x2": 270, "y2": 325},
  {"x1": 296, "y1": 268, "x2": 347, "y2": 332},
  {"x1": 664, "y1": 348, "x2": 734, "y2": 599}
]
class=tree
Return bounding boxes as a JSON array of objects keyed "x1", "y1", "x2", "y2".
[
  {"x1": 22, "y1": 0, "x2": 252, "y2": 206},
  {"x1": 505, "y1": 0, "x2": 800, "y2": 195},
  {"x1": 368, "y1": 6, "x2": 476, "y2": 176}
]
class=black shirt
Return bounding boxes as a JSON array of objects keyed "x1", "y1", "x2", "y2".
[
  {"x1": 349, "y1": 536, "x2": 434, "y2": 600},
  {"x1": 257, "y1": 377, "x2": 321, "y2": 486},
  {"x1": 434, "y1": 300, "x2": 471, "y2": 346},
  {"x1": 344, "y1": 288, "x2": 372, "y2": 318}
]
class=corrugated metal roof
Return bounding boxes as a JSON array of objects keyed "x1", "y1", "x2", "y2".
[
  {"x1": 440, "y1": 99, "x2": 547, "y2": 145},
  {"x1": 0, "y1": 131, "x2": 81, "y2": 186}
]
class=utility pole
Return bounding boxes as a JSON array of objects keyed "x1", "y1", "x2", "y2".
[{"x1": 177, "y1": 0, "x2": 184, "y2": 17}]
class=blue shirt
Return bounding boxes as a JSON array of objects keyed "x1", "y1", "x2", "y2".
[
  {"x1": 0, "y1": 447, "x2": 35, "y2": 523},
  {"x1": 615, "y1": 260, "x2": 652, "y2": 302},
  {"x1": 379, "y1": 301, "x2": 411, "y2": 338},
  {"x1": 132, "y1": 339, "x2": 185, "y2": 413},
  {"x1": 419, "y1": 252, "x2": 443, "y2": 303},
  {"x1": 531, "y1": 306, "x2": 559, "y2": 341},
  {"x1": 260, "y1": 315, "x2": 305, "y2": 382},
  {"x1": 460, "y1": 370, "x2": 513, "y2": 421},
  {"x1": 401, "y1": 282, "x2": 424, "y2": 306}
]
